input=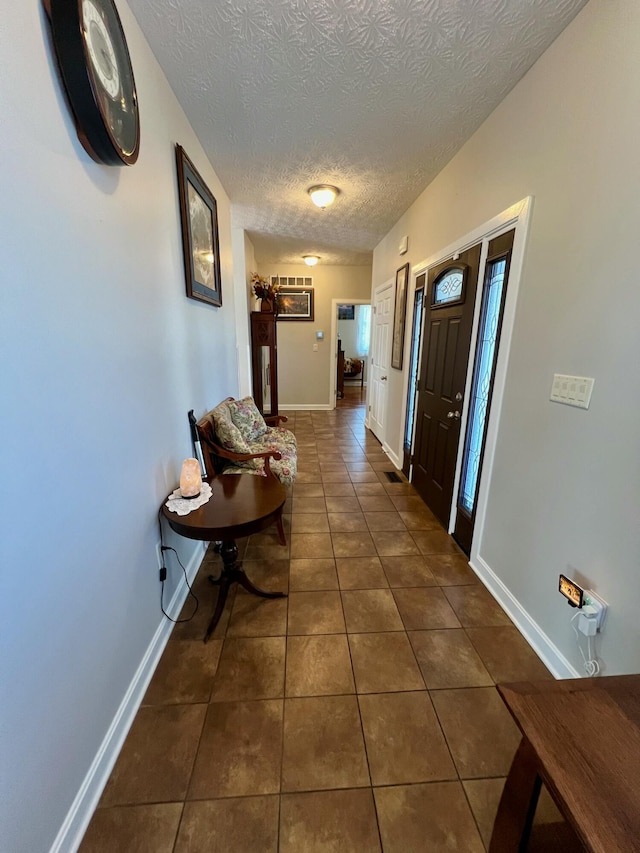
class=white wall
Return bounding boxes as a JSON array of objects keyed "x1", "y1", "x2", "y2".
[
  {"x1": 0, "y1": 4, "x2": 241, "y2": 851},
  {"x1": 231, "y1": 229, "x2": 256, "y2": 396},
  {"x1": 372, "y1": 0, "x2": 640, "y2": 676},
  {"x1": 257, "y1": 264, "x2": 372, "y2": 408}
]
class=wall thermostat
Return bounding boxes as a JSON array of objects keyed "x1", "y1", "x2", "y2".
[
  {"x1": 559, "y1": 574, "x2": 584, "y2": 608},
  {"x1": 316, "y1": 330, "x2": 324, "y2": 340}
]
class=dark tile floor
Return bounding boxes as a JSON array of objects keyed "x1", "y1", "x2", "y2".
[{"x1": 80, "y1": 397, "x2": 578, "y2": 852}]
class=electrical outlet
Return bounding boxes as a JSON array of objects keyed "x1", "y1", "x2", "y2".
[
  {"x1": 156, "y1": 542, "x2": 164, "y2": 571},
  {"x1": 583, "y1": 590, "x2": 607, "y2": 632}
]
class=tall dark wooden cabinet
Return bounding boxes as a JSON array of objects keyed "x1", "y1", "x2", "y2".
[{"x1": 250, "y1": 311, "x2": 278, "y2": 416}]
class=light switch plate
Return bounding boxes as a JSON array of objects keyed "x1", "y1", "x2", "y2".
[{"x1": 550, "y1": 374, "x2": 594, "y2": 409}]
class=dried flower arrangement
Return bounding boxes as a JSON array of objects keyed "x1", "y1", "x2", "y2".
[{"x1": 250, "y1": 273, "x2": 280, "y2": 302}]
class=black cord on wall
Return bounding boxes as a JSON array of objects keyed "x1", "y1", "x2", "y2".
[{"x1": 158, "y1": 509, "x2": 199, "y2": 623}]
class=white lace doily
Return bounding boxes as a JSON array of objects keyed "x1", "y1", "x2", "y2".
[{"x1": 165, "y1": 482, "x2": 213, "y2": 515}]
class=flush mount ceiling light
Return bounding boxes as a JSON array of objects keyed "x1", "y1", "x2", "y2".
[
  {"x1": 303, "y1": 255, "x2": 320, "y2": 266},
  {"x1": 307, "y1": 185, "x2": 339, "y2": 209}
]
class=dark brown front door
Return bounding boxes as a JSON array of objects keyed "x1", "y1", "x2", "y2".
[{"x1": 411, "y1": 244, "x2": 481, "y2": 526}]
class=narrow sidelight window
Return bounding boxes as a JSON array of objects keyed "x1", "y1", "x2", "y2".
[{"x1": 459, "y1": 257, "x2": 507, "y2": 515}]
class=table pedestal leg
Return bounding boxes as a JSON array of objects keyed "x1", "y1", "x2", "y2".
[
  {"x1": 275, "y1": 511, "x2": 286, "y2": 546},
  {"x1": 489, "y1": 737, "x2": 542, "y2": 852},
  {"x1": 204, "y1": 538, "x2": 287, "y2": 642}
]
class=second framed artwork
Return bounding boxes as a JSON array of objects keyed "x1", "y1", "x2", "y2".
[
  {"x1": 391, "y1": 262, "x2": 410, "y2": 369},
  {"x1": 277, "y1": 287, "x2": 314, "y2": 321},
  {"x1": 175, "y1": 144, "x2": 222, "y2": 307}
]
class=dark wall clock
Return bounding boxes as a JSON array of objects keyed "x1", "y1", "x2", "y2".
[{"x1": 45, "y1": 0, "x2": 140, "y2": 165}]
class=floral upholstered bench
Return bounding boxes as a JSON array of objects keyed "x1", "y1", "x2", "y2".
[{"x1": 188, "y1": 397, "x2": 297, "y2": 486}]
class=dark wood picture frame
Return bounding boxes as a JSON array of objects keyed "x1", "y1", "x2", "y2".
[
  {"x1": 391, "y1": 262, "x2": 410, "y2": 369},
  {"x1": 277, "y1": 287, "x2": 314, "y2": 321},
  {"x1": 175, "y1": 144, "x2": 222, "y2": 307}
]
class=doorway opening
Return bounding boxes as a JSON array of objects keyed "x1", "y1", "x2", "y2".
[{"x1": 330, "y1": 298, "x2": 371, "y2": 409}]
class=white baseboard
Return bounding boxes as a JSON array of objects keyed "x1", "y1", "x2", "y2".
[
  {"x1": 382, "y1": 443, "x2": 402, "y2": 470},
  {"x1": 279, "y1": 403, "x2": 333, "y2": 411},
  {"x1": 470, "y1": 553, "x2": 580, "y2": 680},
  {"x1": 49, "y1": 543, "x2": 205, "y2": 853}
]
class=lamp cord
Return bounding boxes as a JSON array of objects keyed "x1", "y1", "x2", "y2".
[{"x1": 158, "y1": 510, "x2": 199, "y2": 623}]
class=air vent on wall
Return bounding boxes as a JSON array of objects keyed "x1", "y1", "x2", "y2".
[{"x1": 271, "y1": 276, "x2": 313, "y2": 288}]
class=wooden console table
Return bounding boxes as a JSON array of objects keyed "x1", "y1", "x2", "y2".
[
  {"x1": 162, "y1": 474, "x2": 287, "y2": 642},
  {"x1": 490, "y1": 675, "x2": 640, "y2": 852}
]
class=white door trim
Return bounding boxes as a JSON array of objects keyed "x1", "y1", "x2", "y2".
[
  {"x1": 329, "y1": 297, "x2": 371, "y2": 410},
  {"x1": 399, "y1": 196, "x2": 533, "y2": 560}
]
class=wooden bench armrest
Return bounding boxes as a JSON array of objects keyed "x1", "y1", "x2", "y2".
[{"x1": 199, "y1": 431, "x2": 282, "y2": 478}]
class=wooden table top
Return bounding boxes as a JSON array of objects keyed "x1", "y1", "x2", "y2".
[
  {"x1": 162, "y1": 474, "x2": 286, "y2": 541},
  {"x1": 497, "y1": 675, "x2": 640, "y2": 853}
]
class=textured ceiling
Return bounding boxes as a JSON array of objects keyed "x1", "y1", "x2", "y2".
[{"x1": 128, "y1": 0, "x2": 587, "y2": 265}]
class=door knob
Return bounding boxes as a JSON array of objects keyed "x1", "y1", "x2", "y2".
[
  {"x1": 381, "y1": 375, "x2": 388, "y2": 381},
  {"x1": 447, "y1": 410, "x2": 461, "y2": 420}
]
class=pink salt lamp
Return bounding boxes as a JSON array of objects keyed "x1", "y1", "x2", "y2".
[{"x1": 179, "y1": 458, "x2": 202, "y2": 499}]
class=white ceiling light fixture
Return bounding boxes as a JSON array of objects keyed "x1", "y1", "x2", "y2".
[
  {"x1": 303, "y1": 255, "x2": 320, "y2": 266},
  {"x1": 308, "y1": 185, "x2": 339, "y2": 209}
]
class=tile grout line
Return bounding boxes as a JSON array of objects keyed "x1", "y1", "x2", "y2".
[
  {"x1": 277, "y1": 577, "x2": 290, "y2": 852},
  {"x1": 338, "y1": 582, "x2": 386, "y2": 852}
]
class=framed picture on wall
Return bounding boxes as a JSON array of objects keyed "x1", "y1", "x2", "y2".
[
  {"x1": 277, "y1": 287, "x2": 314, "y2": 321},
  {"x1": 338, "y1": 304, "x2": 355, "y2": 320},
  {"x1": 391, "y1": 262, "x2": 410, "y2": 369},
  {"x1": 175, "y1": 144, "x2": 222, "y2": 307}
]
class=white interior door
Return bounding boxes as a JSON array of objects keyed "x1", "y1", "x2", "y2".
[{"x1": 369, "y1": 280, "x2": 393, "y2": 442}]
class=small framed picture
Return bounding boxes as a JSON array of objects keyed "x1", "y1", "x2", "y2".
[
  {"x1": 391, "y1": 262, "x2": 410, "y2": 369},
  {"x1": 338, "y1": 304, "x2": 355, "y2": 320},
  {"x1": 277, "y1": 287, "x2": 314, "y2": 321},
  {"x1": 175, "y1": 144, "x2": 222, "y2": 307}
]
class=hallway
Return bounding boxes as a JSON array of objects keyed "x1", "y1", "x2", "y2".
[{"x1": 80, "y1": 403, "x2": 571, "y2": 852}]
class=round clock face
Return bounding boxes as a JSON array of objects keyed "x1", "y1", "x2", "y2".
[
  {"x1": 83, "y1": 0, "x2": 121, "y2": 100},
  {"x1": 48, "y1": 0, "x2": 140, "y2": 165}
]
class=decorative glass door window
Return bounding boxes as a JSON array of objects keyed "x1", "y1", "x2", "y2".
[
  {"x1": 432, "y1": 266, "x2": 466, "y2": 306},
  {"x1": 458, "y1": 257, "x2": 507, "y2": 515}
]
